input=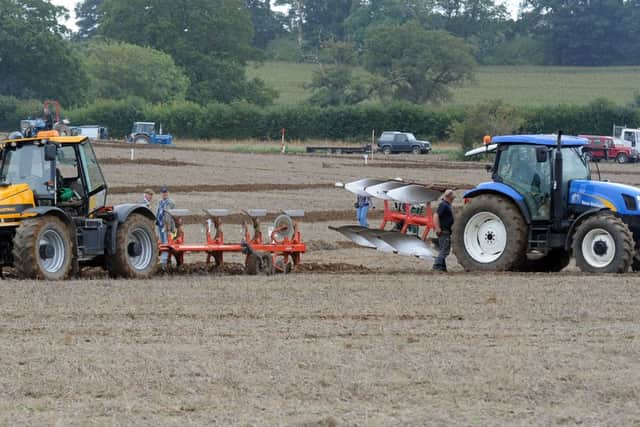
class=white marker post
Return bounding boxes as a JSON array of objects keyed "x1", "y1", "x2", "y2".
[{"x1": 281, "y1": 127, "x2": 286, "y2": 154}]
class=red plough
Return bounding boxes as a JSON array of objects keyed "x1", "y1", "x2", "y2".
[{"x1": 159, "y1": 209, "x2": 306, "y2": 274}]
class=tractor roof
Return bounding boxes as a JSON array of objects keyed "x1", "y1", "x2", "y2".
[
  {"x1": 1, "y1": 135, "x2": 89, "y2": 147},
  {"x1": 491, "y1": 134, "x2": 587, "y2": 147}
]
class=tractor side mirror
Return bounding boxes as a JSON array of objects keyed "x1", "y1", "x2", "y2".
[
  {"x1": 535, "y1": 147, "x2": 548, "y2": 163},
  {"x1": 44, "y1": 143, "x2": 57, "y2": 161}
]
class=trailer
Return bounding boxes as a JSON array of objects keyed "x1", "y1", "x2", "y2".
[{"x1": 306, "y1": 144, "x2": 372, "y2": 154}]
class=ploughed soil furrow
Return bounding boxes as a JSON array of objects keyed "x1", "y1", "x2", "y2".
[
  {"x1": 343, "y1": 160, "x2": 487, "y2": 170},
  {"x1": 100, "y1": 157, "x2": 201, "y2": 167},
  {"x1": 109, "y1": 182, "x2": 333, "y2": 195}
]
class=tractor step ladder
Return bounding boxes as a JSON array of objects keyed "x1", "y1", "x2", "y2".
[{"x1": 528, "y1": 225, "x2": 550, "y2": 250}]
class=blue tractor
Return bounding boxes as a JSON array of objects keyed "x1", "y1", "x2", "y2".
[
  {"x1": 126, "y1": 122, "x2": 173, "y2": 145},
  {"x1": 453, "y1": 134, "x2": 640, "y2": 273}
]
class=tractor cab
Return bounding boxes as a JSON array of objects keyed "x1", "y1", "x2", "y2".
[
  {"x1": 0, "y1": 135, "x2": 107, "y2": 218},
  {"x1": 491, "y1": 137, "x2": 589, "y2": 221},
  {"x1": 132, "y1": 122, "x2": 156, "y2": 135}
]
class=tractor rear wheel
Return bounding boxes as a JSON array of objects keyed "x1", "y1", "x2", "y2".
[
  {"x1": 632, "y1": 253, "x2": 640, "y2": 272},
  {"x1": 12, "y1": 216, "x2": 73, "y2": 280},
  {"x1": 107, "y1": 214, "x2": 158, "y2": 278},
  {"x1": 572, "y1": 213, "x2": 634, "y2": 273},
  {"x1": 133, "y1": 134, "x2": 151, "y2": 144},
  {"x1": 519, "y1": 249, "x2": 571, "y2": 272},
  {"x1": 452, "y1": 194, "x2": 528, "y2": 271}
]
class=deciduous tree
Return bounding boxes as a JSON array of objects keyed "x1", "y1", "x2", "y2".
[
  {"x1": 363, "y1": 22, "x2": 475, "y2": 103},
  {"x1": 83, "y1": 41, "x2": 189, "y2": 103},
  {"x1": 0, "y1": 0, "x2": 89, "y2": 105}
]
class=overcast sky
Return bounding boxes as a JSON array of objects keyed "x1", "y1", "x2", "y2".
[{"x1": 51, "y1": 0, "x2": 521, "y2": 32}]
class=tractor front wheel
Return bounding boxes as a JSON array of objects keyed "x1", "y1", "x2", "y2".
[
  {"x1": 12, "y1": 216, "x2": 73, "y2": 280},
  {"x1": 107, "y1": 214, "x2": 158, "y2": 278},
  {"x1": 452, "y1": 194, "x2": 528, "y2": 271},
  {"x1": 572, "y1": 213, "x2": 634, "y2": 273}
]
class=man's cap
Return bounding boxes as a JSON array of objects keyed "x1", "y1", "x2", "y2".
[
  {"x1": 160, "y1": 186, "x2": 169, "y2": 193},
  {"x1": 144, "y1": 188, "x2": 154, "y2": 195}
]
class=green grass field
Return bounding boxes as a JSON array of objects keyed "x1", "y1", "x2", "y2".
[{"x1": 247, "y1": 61, "x2": 640, "y2": 107}]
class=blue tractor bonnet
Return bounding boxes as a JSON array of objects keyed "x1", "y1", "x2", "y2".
[{"x1": 491, "y1": 134, "x2": 587, "y2": 147}]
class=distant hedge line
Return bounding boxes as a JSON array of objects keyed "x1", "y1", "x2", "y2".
[{"x1": 2, "y1": 95, "x2": 638, "y2": 141}]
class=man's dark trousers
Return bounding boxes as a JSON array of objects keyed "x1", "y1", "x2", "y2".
[{"x1": 433, "y1": 231, "x2": 451, "y2": 271}]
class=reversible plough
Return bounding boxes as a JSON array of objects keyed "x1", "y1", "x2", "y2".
[
  {"x1": 331, "y1": 178, "x2": 443, "y2": 259},
  {"x1": 159, "y1": 209, "x2": 306, "y2": 274}
]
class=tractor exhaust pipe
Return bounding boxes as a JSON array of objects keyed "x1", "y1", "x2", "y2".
[{"x1": 552, "y1": 131, "x2": 564, "y2": 228}]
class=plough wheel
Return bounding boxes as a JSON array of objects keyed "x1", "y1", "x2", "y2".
[
  {"x1": 275, "y1": 258, "x2": 293, "y2": 274},
  {"x1": 245, "y1": 253, "x2": 273, "y2": 275}
]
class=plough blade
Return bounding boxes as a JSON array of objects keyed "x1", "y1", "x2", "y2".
[
  {"x1": 356, "y1": 229, "x2": 399, "y2": 253},
  {"x1": 329, "y1": 225, "x2": 377, "y2": 248},
  {"x1": 344, "y1": 178, "x2": 386, "y2": 196},
  {"x1": 373, "y1": 232, "x2": 434, "y2": 259},
  {"x1": 386, "y1": 184, "x2": 442, "y2": 205},
  {"x1": 365, "y1": 180, "x2": 408, "y2": 200}
]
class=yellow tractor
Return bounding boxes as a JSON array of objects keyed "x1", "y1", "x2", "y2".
[{"x1": 0, "y1": 131, "x2": 158, "y2": 279}]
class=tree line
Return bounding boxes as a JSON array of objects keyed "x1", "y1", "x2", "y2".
[{"x1": 1, "y1": 0, "x2": 639, "y2": 111}]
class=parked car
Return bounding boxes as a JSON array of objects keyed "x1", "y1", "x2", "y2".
[
  {"x1": 579, "y1": 134, "x2": 638, "y2": 164},
  {"x1": 377, "y1": 131, "x2": 431, "y2": 155}
]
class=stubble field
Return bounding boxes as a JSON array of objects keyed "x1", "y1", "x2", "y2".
[{"x1": 1, "y1": 141, "x2": 639, "y2": 425}]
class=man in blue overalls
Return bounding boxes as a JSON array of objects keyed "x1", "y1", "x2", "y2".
[
  {"x1": 156, "y1": 186, "x2": 175, "y2": 272},
  {"x1": 355, "y1": 194, "x2": 372, "y2": 227}
]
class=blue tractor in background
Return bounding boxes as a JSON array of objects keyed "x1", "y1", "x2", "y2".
[
  {"x1": 453, "y1": 134, "x2": 640, "y2": 273},
  {"x1": 126, "y1": 122, "x2": 173, "y2": 145}
]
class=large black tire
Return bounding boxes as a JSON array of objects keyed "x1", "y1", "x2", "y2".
[
  {"x1": 632, "y1": 253, "x2": 640, "y2": 272},
  {"x1": 572, "y1": 213, "x2": 634, "y2": 273},
  {"x1": 519, "y1": 249, "x2": 571, "y2": 272},
  {"x1": 107, "y1": 214, "x2": 158, "y2": 278},
  {"x1": 381, "y1": 145, "x2": 392, "y2": 155},
  {"x1": 452, "y1": 194, "x2": 528, "y2": 271},
  {"x1": 12, "y1": 216, "x2": 73, "y2": 280},
  {"x1": 133, "y1": 134, "x2": 151, "y2": 144},
  {"x1": 411, "y1": 145, "x2": 421, "y2": 155}
]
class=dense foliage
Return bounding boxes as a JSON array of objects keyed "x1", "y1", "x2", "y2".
[
  {"x1": 0, "y1": 0, "x2": 89, "y2": 105},
  {"x1": 82, "y1": 41, "x2": 190, "y2": 104}
]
